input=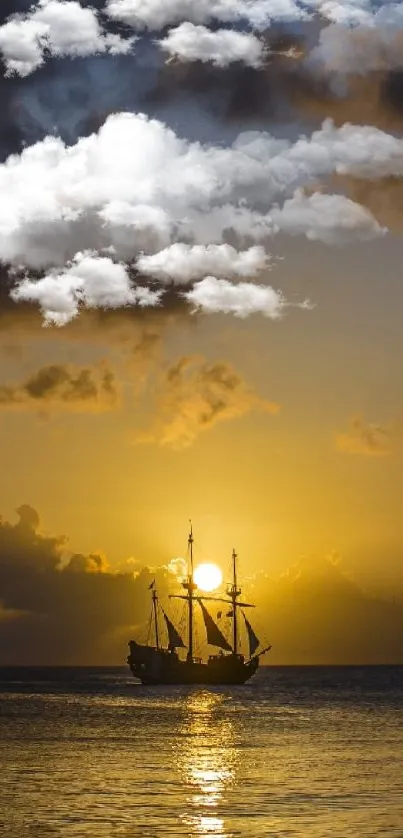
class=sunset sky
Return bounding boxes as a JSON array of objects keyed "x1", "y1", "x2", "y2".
[{"x1": 1, "y1": 0, "x2": 403, "y2": 663}]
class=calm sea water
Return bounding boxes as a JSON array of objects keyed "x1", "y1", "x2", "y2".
[{"x1": 0, "y1": 666, "x2": 402, "y2": 837}]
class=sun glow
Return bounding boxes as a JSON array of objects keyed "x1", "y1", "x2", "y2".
[{"x1": 194, "y1": 563, "x2": 223, "y2": 592}]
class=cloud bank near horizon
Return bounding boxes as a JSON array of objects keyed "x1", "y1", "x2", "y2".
[{"x1": 0, "y1": 503, "x2": 402, "y2": 665}]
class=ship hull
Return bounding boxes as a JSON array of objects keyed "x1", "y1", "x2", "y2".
[{"x1": 128, "y1": 641, "x2": 259, "y2": 685}]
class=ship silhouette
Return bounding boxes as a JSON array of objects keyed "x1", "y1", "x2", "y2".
[{"x1": 127, "y1": 524, "x2": 271, "y2": 685}]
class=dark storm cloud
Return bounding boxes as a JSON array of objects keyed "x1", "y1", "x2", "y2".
[{"x1": 0, "y1": 504, "x2": 170, "y2": 664}]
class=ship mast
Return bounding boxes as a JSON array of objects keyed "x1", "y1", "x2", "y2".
[
  {"x1": 168, "y1": 522, "x2": 197, "y2": 662},
  {"x1": 228, "y1": 548, "x2": 241, "y2": 655},
  {"x1": 185, "y1": 522, "x2": 196, "y2": 662},
  {"x1": 170, "y1": 526, "x2": 255, "y2": 661},
  {"x1": 151, "y1": 585, "x2": 160, "y2": 650}
]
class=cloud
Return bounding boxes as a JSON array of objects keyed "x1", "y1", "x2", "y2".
[
  {"x1": 1, "y1": 504, "x2": 403, "y2": 664},
  {"x1": 165, "y1": 556, "x2": 188, "y2": 578},
  {"x1": 105, "y1": 0, "x2": 403, "y2": 33},
  {"x1": 0, "y1": 361, "x2": 119, "y2": 411},
  {"x1": 336, "y1": 415, "x2": 399, "y2": 456},
  {"x1": 65, "y1": 552, "x2": 109, "y2": 572},
  {"x1": 1, "y1": 110, "x2": 400, "y2": 322},
  {"x1": 0, "y1": 281, "x2": 191, "y2": 409},
  {"x1": 158, "y1": 23, "x2": 265, "y2": 69},
  {"x1": 105, "y1": 0, "x2": 307, "y2": 31},
  {"x1": 308, "y1": 5, "x2": 403, "y2": 77},
  {"x1": 250, "y1": 552, "x2": 403, "y2": 664},
  {"x1": 0, "y1": 504, "x2": 170, "y2": 664},
  {"x1": 3, "y1": 111, "x2": 397, "y2": 271},
  {"x1": 106, "y1": 0, "x2": 388, "y2": 33},
  {"x1": 136, "y1": 243, "x2": 270, "y2": 283},
  {"x1": 135, "y1": 354, "x2": 279, "y2": 447},
  {"x1": 11, "y1": 251, "x2": 164, "y2": 325},
  {"x1": 269, "y1": 189, "x2": 386, "y2": 243},
  {"x1": 0, "y1": 0, "x2": 136, "y2": 77},
  {"x1": 183, "y1": 277, "x2": 288, "y2": 318}
]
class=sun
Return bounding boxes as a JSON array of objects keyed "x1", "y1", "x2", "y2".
[{"x1": 194, "y1": 563, "x2": 223, "y2": 592}]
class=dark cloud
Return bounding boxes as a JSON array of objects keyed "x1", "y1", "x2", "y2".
[
  {"x1": 0, "y1": 1, "x2": 33, "y2": 16},
  {"x1": 145, "y1": 29, "x2": 307, "y2": 130},
  {"x1": 65, "y1": 552, "x2": 109, "y2": 573},
  {"x1": 0, "y1": 1, "x2": 162, "y2": 158},
  {"x1": 0, "y1": 362, "x2": 119, "y2": 412},
  {"x1": 1, "y1": 4, "x2": 402, "y2": 166},
  {"x1": 0, "y1": 505, "x2": 170, "y2": 664},
  {"x1": 0, "y1": 11, "x2": 306, "y2": 162},
  {"x1": 287, "y1": 68, "x2": 403, "y2": 135},
  {"x1": 382, "y1": 69, "x2": 403, "y2": 121},
  {"x1": 250, "y1": 554, "x2": 403, "y2": 664}
]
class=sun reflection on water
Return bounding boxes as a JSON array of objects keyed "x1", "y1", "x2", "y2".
[{"x1": 176, "y1": 692, "x2": 238, "y2": 837}]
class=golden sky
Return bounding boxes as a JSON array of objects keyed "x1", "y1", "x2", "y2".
[
  {"x1": 1, "y1": 0, "x2": 403, "y2": 662},
  {"x1": 2, "y1": 232, "x2": 403, "y2": 599}
]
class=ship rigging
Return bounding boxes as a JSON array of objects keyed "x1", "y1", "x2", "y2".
[{"x1": 127, "y1": 524, "x2": 271, "y2": 685}]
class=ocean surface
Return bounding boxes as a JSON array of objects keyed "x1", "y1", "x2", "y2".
[{"x1": 0, "y1": 666, "x2": 402, "y2": 837}]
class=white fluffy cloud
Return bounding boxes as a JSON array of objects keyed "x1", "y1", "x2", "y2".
[
  {"x1": 136, "y1": 244, "x2": 270, "y2": 283},
  {"x1": 183, "y1": 277, "x2": 287, "y2": 318},
  {"x1": 1, "y1": 0, "x2": 394, "y2": 79},
  {"x1": 105, "y1": 0, "x2": 390, "y2": 31},
  {"x1": 158, "y1": 23, "x2": 265, "y2": 68},
  {"x1": 3, "y1": 111, "x2": 398, "y2": 323},
  {"x1": 0, "y1": 0, "x2": 135, "y2": 77},
  {"x1": 0, "y1": 112, "x2": 397, "y2": 272},
  {"x1": 306, "y1": 0, "x2": 403, "y2": 27},
  {"x1": 270, "y1": 190, "x2": 385, "y2": 243},
  {"x1": 10, "y1": 249, "x2": 286, "y2": 324},
  {"x1": 11, "y1": 251, "x2": 163, "y2": 325},
  {"x1": 105, "y1": 0, "x2": 307, "y2": 30}
]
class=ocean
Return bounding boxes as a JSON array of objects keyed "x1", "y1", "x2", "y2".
[{"x1": 0, "y1": 666, "x2": 402, "y2": 837}]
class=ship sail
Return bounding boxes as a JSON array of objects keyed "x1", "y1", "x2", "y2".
[
  {"x1": 198, "y1": 599, "x2": 232, "y2": 652},
  {"x1": 242, "y1": 611, "x2": 260, "y2": 657},
  {"x1": 162, "y1": 610, "x2": 186, "y2": 650}
]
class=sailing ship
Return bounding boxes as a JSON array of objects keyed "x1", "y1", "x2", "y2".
[{"x1": 127, "y1": 525, "x2": 271, "y2": 685}]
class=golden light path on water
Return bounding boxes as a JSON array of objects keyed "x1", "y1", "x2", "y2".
[
  {"x1": 177, "y1": 692, "x2": 238, "y2": 836},
  {"x1": 1, "y1": 669, "x2": 403, "y2": 836}
]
